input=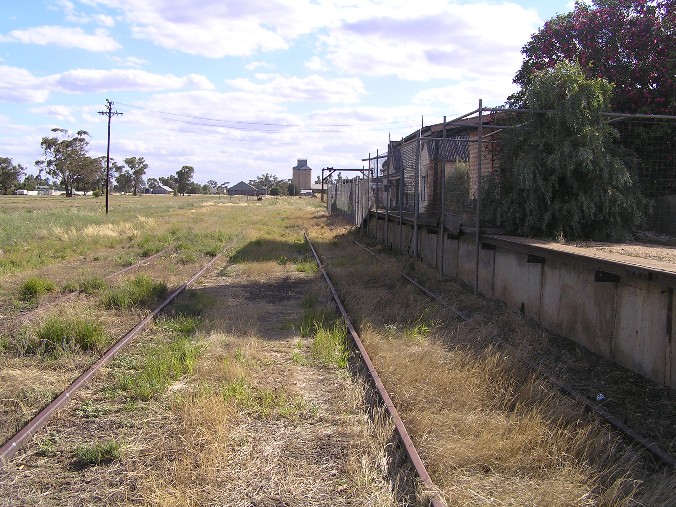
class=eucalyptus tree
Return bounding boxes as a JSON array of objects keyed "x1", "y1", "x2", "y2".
[
  {"x1": 0, "y1": 157, "x2": 25, "y2": 194},
  {"x1": 35, "y1": 128, "x2": 91, "y2": 197}
]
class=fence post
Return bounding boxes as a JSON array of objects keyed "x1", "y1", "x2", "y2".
[
  {"x1": 385, "y1": 137, "x2": 391, "y2": 249},
  {"x1": 399, "y1": 137, "x2": 404, "y2": 254},
  {"x1": 439, "y1": 115, "x2": 446, "y2": 276},
  {"x1": 474, "y1": 99, "x2": 483, "y2": 295},
  {"x1": 414, "y1": 123, "x2": 421, "y2": 260}
]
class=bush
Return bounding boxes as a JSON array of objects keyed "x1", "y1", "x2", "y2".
[{"x1": 493, "y1": 61, "x2": 646, "y2": 241}]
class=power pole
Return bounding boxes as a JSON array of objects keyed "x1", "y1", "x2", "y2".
[{"x1": 98, "y1": 99, "x2": 123, "y2": 214}]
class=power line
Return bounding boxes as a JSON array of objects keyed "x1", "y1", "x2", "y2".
[
  {"x1": 115, "y1": 101, "x2": 414, "y2": 129},
  {"x1": 98, "y1": 99, "x2": 123, "y2": 214}
]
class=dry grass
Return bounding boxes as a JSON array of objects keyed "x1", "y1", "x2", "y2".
[
  {"x1": 127, "y1": 255, "x2": 404, "y2": 505},
  {"x1": 312, "y1": 228, "x2": 676, "y2": 506}
]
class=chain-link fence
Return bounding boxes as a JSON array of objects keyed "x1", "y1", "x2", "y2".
[
  {"x1": 326, "y1": 177, "x2": 370, "y2": 226},
  {"x1": 329, "y1": 106, "x2": 675, "y2": 240}
]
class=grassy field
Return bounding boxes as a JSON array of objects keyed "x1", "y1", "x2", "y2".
[{"x1": 1, "y1": 194, "x2": 673, "y2": 506}]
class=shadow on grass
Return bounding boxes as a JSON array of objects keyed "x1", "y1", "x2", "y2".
[{"x1": 229, "y1": 238, "x2": 309, "y2": 265}]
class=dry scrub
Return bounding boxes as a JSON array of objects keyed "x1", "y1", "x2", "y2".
[{"x1": 313, "y1": 233, "x2": 676, "y2": 506}]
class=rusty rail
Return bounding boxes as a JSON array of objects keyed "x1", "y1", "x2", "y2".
[
  {"x1": 352, "y1": 238, "x2": 676, "y2": 470},
  {"x1": 306, "y1": 233, "x2": 446, "y2": 507},
  {"x1": 0, "y1": 248, "x2": 170, "y2": 337},
  {"x1": 0, "y1": 251, "x2": 223, "y2": 465}
]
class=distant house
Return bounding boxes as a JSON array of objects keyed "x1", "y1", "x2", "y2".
[
  {"x1": 227, "y1": 181, "x2": 259, "y2": 197},
  {"x1": 36, "y1": 185, "x2": 54, "y2": 196},
  {"x1": 153, "y1": 184, "x2": 174, "y2": 195},
  {"x1": 14, "y1": 189, "x2": 28, "y2": 195}
]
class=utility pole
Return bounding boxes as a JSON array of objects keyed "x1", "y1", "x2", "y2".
[{"x1": 98, "y1": 99, "x2": 123, "y2": 214}]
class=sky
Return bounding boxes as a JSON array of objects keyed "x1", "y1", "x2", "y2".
[{"x1": 0, "y1": 0, "x2": 577, "y2": 187}]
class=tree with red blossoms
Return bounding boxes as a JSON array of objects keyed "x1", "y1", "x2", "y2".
[{"x1": 511, "y1": 0, "x2": 675, "y2": 115}]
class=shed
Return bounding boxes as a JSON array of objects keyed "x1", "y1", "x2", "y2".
[
  {"x1": 153, "y1": 184, "x2": 174, "y2": 195},
  {"x1": 227, "y1": 181, "x2": 259, "y2": 197}
]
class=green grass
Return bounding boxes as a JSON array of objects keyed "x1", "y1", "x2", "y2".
[
  {"x1": 310, "y1": 321, "x2": 349, "y2": 368},
  {"x1": 78, "y1": 276, "x2": 108, "y2": 294},
  {"x1": 102, "y1": 274, "x2": 168, "y2": 310},
  {"x1": 117, "y1": 334, "x2": 201, "y2": 401},
  {"x1": 295, "y1": 257, "x2": 318, "y2": 273},
  {"x1": 299, "y1": 294, "x2": 334, "y2": 338},
  {"x1": 24, "y1": 315, "x2": 107, "y2": 356},
  {"x1": 74, "y1": 440, "x2": 121, "y2": 467},
  {"x1": 18, "y1": 277, "x2": 56, "y2": 303},
  {"x1": 221, "y1": 376, "x2": 315, "y2": 419}
]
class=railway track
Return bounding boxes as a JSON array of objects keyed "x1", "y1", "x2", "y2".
[
  {"x1": 306, "y1": 233, "x2": 446, "y2": 507},
  {"x1": 351, "y1": 238, "x2": 676, "y2": 470},
  {"x1": 0, "y1": 247, "x2": 170, "y2": 337},
  {"x1": 0, "y1": 248, "x2": 227, "y2": 465}
]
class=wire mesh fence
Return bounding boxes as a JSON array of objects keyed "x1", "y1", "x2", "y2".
[{"x1": 328, "y1": 105, "x2": 675, "y2": 240}]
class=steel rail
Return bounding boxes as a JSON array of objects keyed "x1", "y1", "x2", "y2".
[
  {"x1": 0, "y1": 251, "x2": 224, "y2": 466},
  {"x1": 352, "y1": 239, "x2": 676, "y2": 469},
  {"x1": 305, "y1": 233, "x2": 446, "y2": 507},
  {"x1": 0, "y1": 248, "x2": 170, "y2": 336}
]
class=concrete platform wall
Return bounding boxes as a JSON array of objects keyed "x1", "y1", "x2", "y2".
[{"x1": 367, "y1": 216, "x2": 675, "y2": 389}]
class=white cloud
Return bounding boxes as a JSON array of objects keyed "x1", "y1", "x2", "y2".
[
  {"x1": 50, "y1": 69, "x2": 215, "y2": 93},
  {"x1": 0, "y1": 25, "x2": 121, "y2": 51},
  {"x1": 0, "y1": 66, "x2": 51, "y2": 103},
  {"x1": 29, "y1": 105, "x2": 77, "y2": 122},
  {"x1": 109, "y1": 55, "x2": 148, "y2": 68},
  {"x1": 318, "y1": 1, "x2": 541, "y2": 82},
  {"x1": 0, "y1": 66, "x2": 214, "y2": 103},
  {"x1": 245, "y1": 61, "x2": 273, "y2": 71},
  {"x1": 413, "y1": 76, "x2": 520, "y2": 115},
  {"x1": 226, "y1": 74, "x2": 366, "y2": 104},
  {"x1": 84, "y1": 0, "x2": 323, "y2": 57}
]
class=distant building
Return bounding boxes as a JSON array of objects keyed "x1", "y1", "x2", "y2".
[
  {"x1": 153, "y1": 184, "x2": 174, "y2": 195},
  {"x1": 292, "y1": 159, "x2": 312, "y2": 194},
  {"x1": 227, "y1": 181, "x2": 258, "y2": 197}
]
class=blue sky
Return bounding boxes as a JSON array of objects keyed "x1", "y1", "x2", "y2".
[{"x1": 0, "y1": 0, "x2": 577, "y2": 186}]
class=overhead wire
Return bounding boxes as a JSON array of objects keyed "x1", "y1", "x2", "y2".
[{"x1": 114, "y1": 101, "x2": 417, "y2": 133}]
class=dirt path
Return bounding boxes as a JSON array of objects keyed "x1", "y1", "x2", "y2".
[{"x1": 0, "y1": 256, "x2": 401, "y2": 506}]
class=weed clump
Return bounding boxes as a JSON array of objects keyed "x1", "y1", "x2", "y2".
[
  {"x1": 18, "y1": 277, "x2": 56, "y2": 303},
  {"x1": 74, "y1": 440, "x2": 121, "y2": 467},
  {"x1": 310, "y1": 321, "x2": 349, "y2": 368},
  {"x1": 20, "y1": 315, "x2": 107, "y2": 356},
  {"x1": 117, "y1": 333, "x2": 200, "y2": 401},
  {"x1": 103, "y1": 274, "x2": 167, "y2": 309}
]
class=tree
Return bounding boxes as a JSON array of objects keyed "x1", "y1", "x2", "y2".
[
  {"x1": 176, "y1": 165, "x2": 194, "y2": 195},
  {"x1": 19, "y1": 172, "x2": 49, "y2": 191},
  {"x1": 35, "y1": 128, "x2": 91, "y2": 197},
  {"x1": 0, "y1": 157, "x2": 25, "y2": 194},
  {"x1": 72, "y1": 156, "x2": 104, "y2": 194},
  {"x1": 146, "y1": 178, "x2": 160, "y2": 192},
  {"x1": 115, "y1": 171, "x2": 134, "y2": 193},
  {"x1": 124, "y1": 157, "x2": 148, "y2": 196},
  {"x1": 512, "y1": 0, "x2": 675, "y2": 115},
  {"x1": 492, "y1": 61, "x2": 647, "y2": 241},
  {"x1": 250, "y1": 172, "x2": 286, "y2": 194}
]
